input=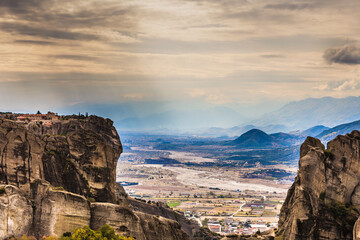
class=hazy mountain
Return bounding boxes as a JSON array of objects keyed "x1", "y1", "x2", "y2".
[
  {"x1": 58, "y1": 96, "x2": 360, "y2": 133},
  {"x1": 231, "y1": 129, "x2": 300, "y2": 149},
  {"x1": 197, "y1": 124, "x2": 289, "y2": 137},
  {"x1": 116, "y1": 107, "x2": 244, "y2": 130},
  {"x1": 301, "y1": 125, "x2": 330, "y2": 137},
  {"x1": 230, "y1": 120, "x2": 360, "y2": 149},
  {"x1": 251, "y1": 96, "x2": 360, "y2": 131},
  {"x1": 59, "y1": 101, "x2": 245, "y2": 131},
  {"x1": 197, "y1": 125, "x2": 256, "y2": 137},
  {"x1": 270, "y1": 132, "x2": 302, "y2": 146},
  {"x1": 316, "y1": 120, "x2": 360, "y2": 143},
  {"x1": 233, "y1": 129, "x2": 273, "y2": 148}
]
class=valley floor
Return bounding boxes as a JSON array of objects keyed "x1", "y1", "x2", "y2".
[{"x1": 117, "y1": 134, "x2": 297, "y2": 236}]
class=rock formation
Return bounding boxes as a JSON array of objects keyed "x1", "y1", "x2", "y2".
[
  {"x1": 277, "y1": 130, "x2": 360, "y2": 240},
  {"x1": 0, "y1": 116, "x2": 121, "y2": 203},
  {"x1": 0, "y1": 116, "x2": 192, "y2": 239},
  {"x1": 0, "y1": 185, "x2": 33, "y2": 238}
]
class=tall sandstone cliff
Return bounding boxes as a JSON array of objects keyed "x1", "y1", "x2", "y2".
[
  {"x1": 0, "y1": 116, "x2": 192, "y2": 239},
  {"x1": 277, "y1": 130, "x2": 360, "y2": 240}
]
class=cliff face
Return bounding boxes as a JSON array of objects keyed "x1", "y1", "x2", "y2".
[
  {"x1": 0, "y1": 116, "x2": 121, "y2": 203},
  {"x1": 0, "y1": 116, "x2": 191, "y2": 240},
  {"x1": 278, "y1": 130, "x2": 360, "y2": 240},
  {"x1": 0, "y1": 119, "x2": 44, "y2": 191}
]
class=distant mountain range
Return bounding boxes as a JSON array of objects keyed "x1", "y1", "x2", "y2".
[
  {"x1": 251, "y1": 96, "x2": 360, "y2": 130},
  {"x1": 59, "y1": 101, "x2": 245, "y2": 131},
  {"x1": 300, "y1": 125, "x2": 330, "y2": 137},
  {"x1": 197, "y1": 124, "x2": 290, "y2": 137},
  {"x1": 198, "y1": 96, "x2": 360, "y2": 137},
  {"x1": 230, "y1": 120, "x2": 360, "y2": 149},
  {"x1": 316, "y1": 120, "x2": 360, "y2": 143},
  {"x1": 58, "y1": 96, "x2": 360, "y2": 133}
]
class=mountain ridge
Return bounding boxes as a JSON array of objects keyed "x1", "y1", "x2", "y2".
[{"x1": 251, "y1": 96, "x2": 360, "y2": 130}]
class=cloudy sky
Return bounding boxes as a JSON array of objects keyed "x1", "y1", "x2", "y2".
[{"x1": 1, "y1": 0, "x2": 360, "y2": 116}]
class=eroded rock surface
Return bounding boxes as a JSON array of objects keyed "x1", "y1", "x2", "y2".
[
  {"x1": 90, "y1": 202, "x2": 147, "y2": 239},
  {"x1": 0, "y1": 120, "x2": 44, "y2": 192},
  {"x1": 0, "y1": 116, "x2": 121, "y2": 202},
  {"x1": 129, "y1": 198, "x2": 198, "y2": 237},
  {"x1": 0, "y1": 185, "x2": 33, "y2": 239},
  {"x1": 31, "y1": 180, "x2": 91, "y2": 238},
  {"x1": 38, "y1": 116, "x2": 122, "y2": 203},
  {"x1": 137, "y1": 211, "x2": 190, "y2": 240},
  {"x1": 278, "y1": 131, "x2": 360, "y2": 240}
]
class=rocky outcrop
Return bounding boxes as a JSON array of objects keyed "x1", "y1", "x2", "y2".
[
  {"x1": 0, "y1": 116, "x2": 121, "y2": 202},
  {"x1": 128, "y1": 198, "x2": 198, "y2": 237},
  {"x1": 37, "y1": 116, "x2": 122, "y2": 203},
  {"x1": 0, "y1": 116, "x2": 191, "y2": 239},
  {"x1": 90, "y1": 202, "x2": 147, "y2": 239},
  {"x1": 277, "y1": 130, "x2": 360, "y2": 240},
  {"x1": 137, "y1": 211, "x2": 190, "y2": 240},
  {"x1": 0, "y1": 185, "x2": 33, "y2": 239},
  {"x1": 0, "y1": 120, "x2": 44, "y2": 192},
  {"x1": 90, "y1": 202, "x2": 189, "y2": 240},
  {"x1": 31, "y1": 180, "x2": 91, "y2": 238}
]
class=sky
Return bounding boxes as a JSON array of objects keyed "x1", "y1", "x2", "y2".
[{"x1": 1, "y1": 0, "x2": 360, "y2": 118}]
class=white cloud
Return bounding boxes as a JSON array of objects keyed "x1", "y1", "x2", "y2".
[{"x1": 334, "y1": 79, "x2": 360, "y2": 91}]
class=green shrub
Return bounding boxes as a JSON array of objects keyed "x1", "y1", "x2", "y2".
[
  {"x1": 327, "y1": 201, "x2": 359, "y2": 234},
  {"x1": 319, "y1": 191, "x2": 326, "y2": 200},
  {"x1": 0, "y1": 187, "x2": 5, "y2": 195},
  {"x1": 275, "y1": 235, "x2": 284, "y2": 240},
  {"x1": 52, "y1": 186, "x2": 65, "y2": 191},
  {"x1": 10, "y1": 225, "x2": 134, "y2": 240},
  {"x1": 67, "y1": 225, "x2": 135, "y2": 240}
]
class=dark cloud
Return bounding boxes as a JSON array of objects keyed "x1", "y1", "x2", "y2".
[
  {"x1": 50, "y1": 55, "x2": 97, "y2": 61},
  {"x1": 0, "y1": 22, "x2": 100, "y2": 40},
  {"x1": 323, "y1": 44, "x2": 360, "y2": 65},
  {"x1": 226, "y1": 8, "x2": 293, "y2": 24},
  {"x1": 265, "y1": 3, "x2": 312, "y2": 10},
  {"x1": 0, "y1": 0, "x2": 46, "y2": 14},
  {"x1": 14, "y1": 40, "x2": 57, "y2": 45},
  {"x1": 0, "y1": 0, "x2": 139, "y2": 27},
  {"x1": 260, "y1": 54, "x2": 285, "y2": 58},
  {"x1": 0, "y1": 0, "x2": 139, "y2": 45},
  {"x1": 184, "y1": 24, "x2": 228, "y2": 30}
]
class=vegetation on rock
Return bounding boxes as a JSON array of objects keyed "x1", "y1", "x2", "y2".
[{"x1": 8, "y1": 225, "x2": 134, "y2": 240}]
